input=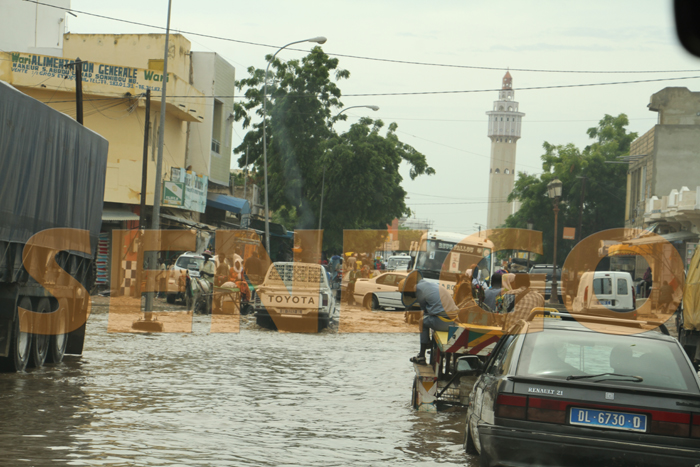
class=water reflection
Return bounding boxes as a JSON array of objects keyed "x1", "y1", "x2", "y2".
[{"x1": 0, "y1": 312, "x2": 477, "y2": 466}]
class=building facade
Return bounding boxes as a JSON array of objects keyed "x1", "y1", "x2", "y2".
[
  {"x1": 624, "y1": 87, "x2": 700, "y2": 271},
  {"x1": 486, "y1": 72, "x2": 525, "y2": 230}
]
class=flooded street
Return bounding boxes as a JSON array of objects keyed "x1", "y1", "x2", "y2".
[{"x1": 0, "y1": 305, "x2": 476, "y2": 466}]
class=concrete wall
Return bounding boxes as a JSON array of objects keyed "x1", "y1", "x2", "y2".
[
  {"x1": 649, "y1": 87, "x2": 700, "y2": 125},
  {"x1": 0, "y1": 0, "x2": 69, "y2": 56},
  {"x1": 188, "y1": 52, "x2": 236, "y2": 187},
  {"x1": 63, "y1": 33, "x2": 192, "y2": 81},
  {"x1": 653, "y1": 125, "x2": 700, "y2": 196}
]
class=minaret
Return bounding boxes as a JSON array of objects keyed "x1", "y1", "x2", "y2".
[{"x1": 486, "y1": 71, "x2": 525, "y2": 230}]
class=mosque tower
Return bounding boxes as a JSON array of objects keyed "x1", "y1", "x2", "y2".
[{"x1": 486, "y1": 71, "x2": 525, "y2": 230}]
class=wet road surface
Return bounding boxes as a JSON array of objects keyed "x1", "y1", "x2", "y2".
[{"x1": 0, "y1": 306, "x2": 477, "y2": 466}]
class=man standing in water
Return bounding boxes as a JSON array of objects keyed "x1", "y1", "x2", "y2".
[{"x1": 400, "y1": 272, "x2": 459, "y2": 365}]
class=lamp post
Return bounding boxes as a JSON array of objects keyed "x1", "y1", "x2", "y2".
[
  {"x1": 526, "y1": 220, "x2": 534, "y2": 271},
  {"x1": 318, "y1": 105, "x2": 379, "y2": 231},
  {"x1": 547, "y1": 179, "x2": 563, "y2": 305},
  {"x1": 262, "y1": 36, "x2": 327, "y2": 257}
]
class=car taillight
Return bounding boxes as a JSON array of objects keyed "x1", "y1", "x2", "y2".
[
  {"x1": 584, "y1": 286, "x2": 588, "y2": 303},
  {"x1": 632, "y1": 286, "x2": 636, "y2": 309},
  {"x1": 322, "y1": 294, "x2": 328, "y2": 307},
  {"x1": 495, "y1": 394, "x2": 527, "y2": 420},
  {"x1": 649, "y1": 410, "x2": 691, "y2": 437},
  {"x1": 692, "y1": 414, "x2": 700, "y2": 438},
  {"x1": 527, "y1": 397, "x2": 567, "y2": 424}
]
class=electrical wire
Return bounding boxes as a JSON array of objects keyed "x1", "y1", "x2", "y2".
[{"x1": 22, "y1": 0, "x2": 700, "y2": 75}]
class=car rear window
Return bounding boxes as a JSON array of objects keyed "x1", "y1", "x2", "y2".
[
  {"x1": 617, "y1": 278, "x2": 628, "y2": 295},
  {"x1": 593, "y1": 278, "x2": 612, "y2": 295},
  {"x1": 516, "y1": 330, "x2": 698, "y2": 393},
  {"x1": 176, "y1": 257, "x2": 204, "y2": 270}
]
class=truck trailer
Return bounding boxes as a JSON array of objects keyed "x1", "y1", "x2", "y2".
[{"x1": 0, "y1": 81, "x2": 108, "y2": 371}]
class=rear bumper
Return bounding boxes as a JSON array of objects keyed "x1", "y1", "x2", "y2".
[{"x1": 478, "y1": 422, "x2": 700, "y2": 467}]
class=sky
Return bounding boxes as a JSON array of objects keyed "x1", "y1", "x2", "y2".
[{"x1": 64, "y1": 0, "x2": 700, "y2": 234}]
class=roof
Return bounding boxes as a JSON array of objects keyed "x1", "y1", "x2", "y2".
[
  {"x1": 206, "y1": 193, "x2": 250, "y2": 214},
  {"x1": 101, "y1": 207, "x2": 140, "y2": 222}
]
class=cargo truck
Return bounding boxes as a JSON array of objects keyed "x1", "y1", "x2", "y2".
[{"x1": 0, "y1": 82, "x2": 108, "y2": 371}]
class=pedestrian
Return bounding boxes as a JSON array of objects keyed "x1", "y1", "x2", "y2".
[
  {"x1": 401, "y1": 272, "x2": 460, "y2": 365},
  {"x1": 346, "y1": 263, "x2": 361, "y2": 304},
  {"x1": 643, "y1": 267, "x2": 653, "y2": 298},
  {"x1": 244, "y1": 249, "x2": 263, "y2": 279},
  {"x1": 503, "y1": 273, "x2": 544, "y2": 328},
  {"x1": 483, "y1": 271, "x2": 512, "y2": 313},
  {"x1": 198, "y1": 250, "x2": 217, "y2": 313}
]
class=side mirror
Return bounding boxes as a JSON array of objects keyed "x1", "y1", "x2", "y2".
[{"x1": 456, "y1": 355, "x2": 483, "y2": 376}]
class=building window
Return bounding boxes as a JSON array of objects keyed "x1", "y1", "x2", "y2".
[
  {"x1": 504, "y1": 169, "x2": 510, "y2": 174},
  {"x1": 495, "y1": 168, "x2": 500, "y2": 174},
  {"x1": 508, "y1": 106, "x2": 513, "y2": 111}
]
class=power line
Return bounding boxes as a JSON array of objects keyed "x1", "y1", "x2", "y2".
[{"x1": 22, "y1": 0, "x2": 700, "y2": 75}]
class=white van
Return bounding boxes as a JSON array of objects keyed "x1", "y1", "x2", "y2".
[
  {"x1": 386, "y1": 255, "x2": 411, "y2": 272},
  {"x1": 573, "y1": 271, "x2": 636, "y2": 313}
]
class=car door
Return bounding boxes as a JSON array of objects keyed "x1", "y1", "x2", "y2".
[
  {"x1": 379, "y1": 274, "x2": 404, "y2": 309},
  {"x1": 469, "y1": 332, "x2": 521, "y2": 452}
]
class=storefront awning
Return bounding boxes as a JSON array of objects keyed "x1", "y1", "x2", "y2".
[
  {"x1": 102, "y1": 207, "x2": 140, "y2": 222},
  {"x1": 206, "y1": 194, "x2": 250, "y2": 214},
  {"x1": 608, "y1": 231, "x2": 697, "y2": 256}
]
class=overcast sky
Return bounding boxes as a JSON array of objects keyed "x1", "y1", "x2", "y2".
[{"x1": 67, "y1": 0, "x2": 700, "y2": 234}]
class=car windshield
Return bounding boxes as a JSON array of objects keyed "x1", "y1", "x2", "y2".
[
  {"x1": 516, "y1": 329, "x2": 698, "y2": 393},
  {"x1": 176, "y1": 257, "x2": 204, "y2": 270},
  {"x1": 530, "y1": 267, "x2": 561, "y2": 281},
  {"x1": 415, "y1": 240, "x2": 490, "y2": 280}
]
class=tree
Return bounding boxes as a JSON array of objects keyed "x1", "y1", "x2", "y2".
[
  {"x1": 505, "y1": 114, "x2": 637, "y2": 265},
  {"x1": 233, "y1": 47, "x2": 434, "y2": 252}
]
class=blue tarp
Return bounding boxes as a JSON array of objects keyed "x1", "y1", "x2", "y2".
[{"x1": 206, "y1": 194, "x2": 250, "y2": 215}]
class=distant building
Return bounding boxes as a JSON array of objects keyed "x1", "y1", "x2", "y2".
[{"x1": 486, "y1": 71, "x2": 525, "y2": 230}]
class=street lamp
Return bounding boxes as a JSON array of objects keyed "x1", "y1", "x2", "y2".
[
  {"x1": 547, "y1": 179, "x2": 563, "y2": 305},
  {"x1": 317, "y1": 105, "x2": 379, "y2": 230},
  {"x1": 526, "y1": 220, "x2": 534, "y2": 271},
  {"x1": 262, "y1": 36, "x2": 327, "y2": 256}
]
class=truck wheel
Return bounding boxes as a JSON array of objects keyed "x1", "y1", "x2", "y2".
[
  {"x1": 256, "y1": 313, "x2": 276, "y2": 330},
  {"x1": 166, "y1": 294, "x2": 176, "y2": 304},
  {"x1": 28, "y1": 298, "x2": 51, "y2": 368},
  {"x1": 0, "y1": 297, "x2": 33, "y2": 372},
  {"x1": 46, "y1": 298, "x2": 68, "y2": 364}
]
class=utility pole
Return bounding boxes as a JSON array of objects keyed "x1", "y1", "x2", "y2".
[
  {"x1": 576, "y1": 175, "x2": 587, "y2": 244},
  {"x1": 65, "y1": 57, "x2": 84, "y2": 124},
  {"x1": 135, "y1": 0, "x2": 171, "y2": 331},
  {"x1": 138, "y1": 90, "x2": 151, "y2": 230},
  {"x1": 243, "y1": 145, "x2": 249, "y2": 201}
]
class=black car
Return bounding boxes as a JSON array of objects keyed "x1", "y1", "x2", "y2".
[{"x1": 463, "y1": 312, "x2": 700, "y2": 467}]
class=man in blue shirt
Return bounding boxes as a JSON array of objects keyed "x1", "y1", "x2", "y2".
[{"x1": 402, "y1": 272, "x2": 459, "y2": 364}]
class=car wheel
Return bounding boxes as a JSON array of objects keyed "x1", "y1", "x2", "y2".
[
  {"x1": 371, "y1": 295, "x2": 380, "y2": 311},
  {"x1": 28, "y1": 298, "x2": 51, "y2": 368},
  {"x1": 166, "y1": 294, "x2": 176, "y2": 304},
  {"x1": 363, "y1": 295, "x2": 372, "y2": 310},
  {"x1": 463, "y1": 419, "x2": 478, "y2": 455}
]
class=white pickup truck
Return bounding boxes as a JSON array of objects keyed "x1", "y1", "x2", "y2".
[{"x1": 254, "y1": 262, "x2": 336, "y2": 332}]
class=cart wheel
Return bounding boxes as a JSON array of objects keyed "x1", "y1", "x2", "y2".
[{"x1": 411, "y1": 379, "x2": 418, "y2": 409}]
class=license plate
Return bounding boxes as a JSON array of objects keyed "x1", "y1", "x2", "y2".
[
  {"x1": 279, "y1": 309, "x2": 304, "y2": 316},
  {"x1": 599, "y1": 300, "x2": 612, "y2": 305},
  {"x1": 570, "y1": 408, "x2": 646, "y2": 432}
]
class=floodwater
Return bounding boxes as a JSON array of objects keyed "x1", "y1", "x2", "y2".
[{"x1": 0, "y1": 304, "x2": 478, "y2": 466}]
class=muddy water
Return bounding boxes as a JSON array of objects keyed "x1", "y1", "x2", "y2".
[{"x1": 0, "y1": 307, "x2": 478, "y2": 466}]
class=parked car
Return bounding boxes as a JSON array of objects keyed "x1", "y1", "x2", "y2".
[
  {"x1": 463, "y1": 311, "x2": 700, "y2": 467},
  {"x1": 353, "y1": 271, "x2": 411, "y2": 310},
  {"x1": 386, "y1": 255, "x2": 411, "y2": 272},
  {"x1": 573, "y1": 271, "x2": 636, "y2": 315},
  {"x1": 254, "y1": 262, "x2": 336, "y2": 332},
  {"x1": 529, "y1": 264, "x2": 562, "y2": 302},
  {"x1": 166, "y1": 252, "x2": 205, "y2": 304}
]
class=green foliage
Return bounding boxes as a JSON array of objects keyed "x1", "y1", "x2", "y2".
[
  {"x1": 505, "y1": 114, "x2": 636, "y2": 265},
  {"x1": 233, "y1": 47, "x2": 435, "y2": 252}
]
